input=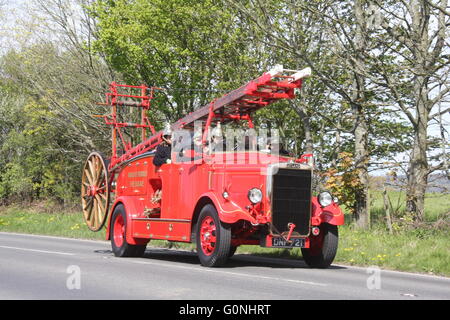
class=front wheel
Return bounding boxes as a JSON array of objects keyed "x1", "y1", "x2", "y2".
[
  {"x1": 228, "y1": 245, "x2": 238, "y2": 258},
  {"x1": 111, "y1": 204, "x2": 146, "y2": 257},
  {"x1": 196, "y1": 204, "x2": 232, "y2": 267},
  {"x1": 301, "y1": 223, "x2": 338, "y2": 268}
]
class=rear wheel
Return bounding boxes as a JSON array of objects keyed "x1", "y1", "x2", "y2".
[
  {"x1": 196, "y1": 204, "x2": 231, "y2": 267},
  {"x1": 111, "y1": 204, "x2": 146, "y2": 257},
  {"x1": 81, "y1": 152, "x2": 110, "y2": 232},
  {"x1": 301, "y1": 223, "x2": 338, "y2": 268}
]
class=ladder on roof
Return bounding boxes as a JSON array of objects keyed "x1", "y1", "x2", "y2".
[
  {"x1": 173, "y1": 65, "x2": 311, "y2": 129},
  {"x1": 101, "y1": 65, "x2": 311, "y2": 171}
]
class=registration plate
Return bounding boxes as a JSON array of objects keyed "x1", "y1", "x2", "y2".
[{"x1": 271, "y1": 237, "x2": 305, "y2": 248}]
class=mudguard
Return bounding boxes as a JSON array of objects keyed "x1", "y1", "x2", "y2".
[
  {"x1": 106, "y1": 196, "x2": 147, "y2": 245},
  {"x1": 311, "y1": 197, "x2": 345, "y2": 226},
  {"x1": 197, "y1": 192, "x2": 257, "y2": 225}
]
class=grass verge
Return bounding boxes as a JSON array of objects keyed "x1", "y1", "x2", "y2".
[
  {"x1": 0, "y1": 206, "x2": 106, "y2": 241},
  {"x1": 334, "y1": 224, "x2": 449, "y2": 275}
]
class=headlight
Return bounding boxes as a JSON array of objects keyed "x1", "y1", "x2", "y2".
[
  {"x1": 318, "y1": 191, "x2": 333, "y2": 207},
  {"x1": 248, "y1": 188, "x2": 263, "y2": 204}
]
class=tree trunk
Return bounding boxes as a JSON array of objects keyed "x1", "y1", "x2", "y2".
[
  {"x1": 352, "y1": 101, "x2": 370, "y2": 228},
  {"x1": 405, "y1": 0, "x2": 431, "y2": 222},
  {"x1": 352, "y1": 0, "x2": 370, "y2": 229},
  {"x1": 293, "y1": 102, "x2": 314, "y2": 154},
  {"x1": 406, "y1": 85, "x2": 429, "y2": 221}
]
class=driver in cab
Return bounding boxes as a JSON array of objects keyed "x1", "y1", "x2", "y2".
[{"x1": 153, "y1": 126, "x2": 172, "y2": 166}]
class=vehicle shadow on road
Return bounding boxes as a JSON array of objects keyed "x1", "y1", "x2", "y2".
[{"x1": 123, "y1": 248, "x2": 346, "y2": 270}]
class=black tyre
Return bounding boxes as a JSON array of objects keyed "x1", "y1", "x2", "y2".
[
  {"x1": 228, "y1": 246, "x2": 238, "y2": 258},
  {"x1": 111, "y1": 204, "x2": 147, "y2": 257},
  {"x1": 196, "y1": 204, "x2": 232, "y2": 267},
  {"x1": 301, "y1": 223, "x2": 338, "y2": 268}
]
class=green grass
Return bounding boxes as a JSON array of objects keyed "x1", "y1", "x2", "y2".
[
  {"x1": 369, "y1": 189, "x2": 450, "y2": 222},
  {"x1": 334, "y1": 224, "x2": 449, "y2": 275},
  {"x1": 0, "y1": 206, "x2": 106, "y2": 241},
  {"x1": 0, "y1": 191, "x2": 449, "y2": 276}
]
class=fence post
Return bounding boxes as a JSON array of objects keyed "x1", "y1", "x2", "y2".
[{"x1": 383, "y1": 186, "x2": 393, "y2": 234}]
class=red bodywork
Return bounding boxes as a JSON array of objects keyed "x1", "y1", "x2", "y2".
[
  {"x1": 99, "y1": 66, "x2": 344, "y2": 250},
  {"x1": 104, "y1": 151, "x2": 344, "y2": 248}
]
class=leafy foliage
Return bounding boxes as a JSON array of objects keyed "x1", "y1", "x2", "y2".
[
  {"x1": 0, "y1": 90, "x2": 80, "y2": 204},
  {"x1": 322, "y1": 152, "x2": 362, "y2": 215},
  {"x1": 90, "y1": 0, "x2": 261, "y2": 123}
]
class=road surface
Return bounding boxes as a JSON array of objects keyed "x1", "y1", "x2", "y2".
[{"x1": 0, "y1": 232, "x2": 449, "y2": 300}]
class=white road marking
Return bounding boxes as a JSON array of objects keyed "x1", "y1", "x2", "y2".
[
  {"x1": 0, "y1": 231, "x2": 107, "y2": 244},
  {"x1": 333, "y1": 263, "x2": 450, "y2": 281},
  {"x1": 126, "y1": 259, "x2": 328, "y2": 287},
  {"x1": 0, "y1": 245, "x2": 75, "y2": 256}
]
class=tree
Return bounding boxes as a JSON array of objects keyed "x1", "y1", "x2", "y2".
[
  {"x1": 0, "y1": 0, "x2": 117, "y2": 205},
  {"x1": 0, "y1": 83, "x2": 79, "y2": 205},
  {"x1": 226, "y1": 0, "x2": 411, "y2": 227},
  {"x1": 370, "y1": 0, "x2": 450, "y2": 221},
  {"x1": 90, "y1": 0, "x2": 261, "y2": 124}
]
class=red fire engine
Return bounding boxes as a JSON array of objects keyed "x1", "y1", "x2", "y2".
[{"x1": 81, "y1": 65, "x2": 344, "y2": 268}]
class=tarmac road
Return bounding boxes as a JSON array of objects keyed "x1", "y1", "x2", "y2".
[{"x1": 0, "y1": 232, "x2": 449, "y2": 300}]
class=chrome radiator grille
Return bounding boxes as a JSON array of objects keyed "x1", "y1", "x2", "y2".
[{"x1": 270, "y1": 168, "x2": 312, "y2": 236}]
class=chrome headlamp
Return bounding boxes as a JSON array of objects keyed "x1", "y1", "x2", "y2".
[
  {"x1": 248, "y1": 188, "x2": 263, "y2": 204},
  {"x1": 318, "y1": 191, "x2": 333, "y2": 207}
]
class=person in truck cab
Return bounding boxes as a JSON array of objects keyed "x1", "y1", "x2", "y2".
[
  {"x1": 260, "y1": 137, "x2": 291, "y2": 157},
  {"x1": 153, "y1": 126, "x2": 172, "y2": 166},
  {"x1": 209, "y1": 122, "x2": 225, "y2": 153}
]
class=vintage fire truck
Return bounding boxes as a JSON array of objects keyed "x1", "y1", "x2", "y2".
[{"x1": 81, "y1": 65, "x2": 344, "y2": 268}]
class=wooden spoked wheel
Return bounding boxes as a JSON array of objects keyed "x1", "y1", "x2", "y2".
[{"x1": 81, "y1": 152, "x2": 110, "y2": 232}]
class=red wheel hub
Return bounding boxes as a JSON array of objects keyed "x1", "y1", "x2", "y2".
[
  {"x1": 200, "y1": 216, "x2": 216, "y2": 256},
  {"x1": 86, "y1": 185, "x2": 106, "y2": 197},
  {"x1": 113, "y1": 214, "x2": 125, "y2": 247},
  {"x1": 87, "y1": 185, "x2": 98, "y2": 197}
]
